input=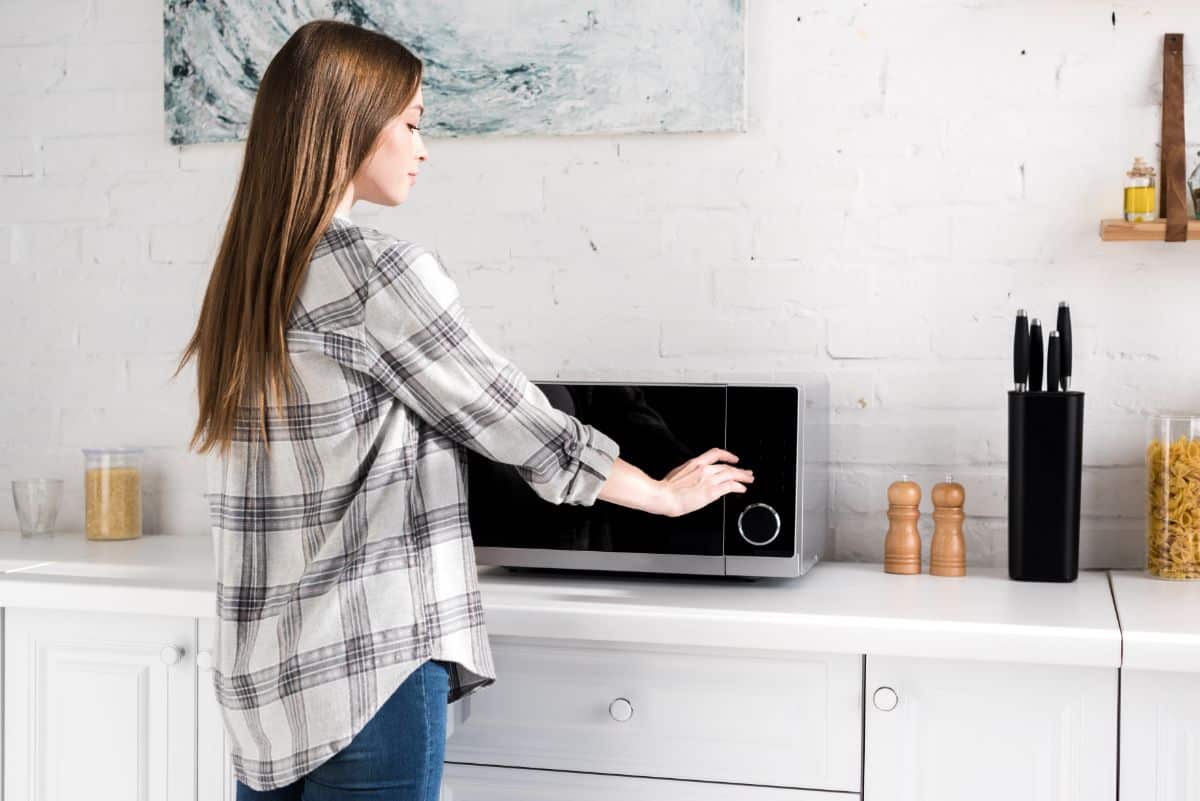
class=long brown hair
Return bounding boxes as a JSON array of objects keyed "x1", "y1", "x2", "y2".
[{"x1": 175, "y1": 19, "x2": 422, "y2": 460}]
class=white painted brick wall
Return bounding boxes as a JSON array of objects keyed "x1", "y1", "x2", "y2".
[{"x1": 4, "y1": 0, "x2": 1200, "y2": 570}]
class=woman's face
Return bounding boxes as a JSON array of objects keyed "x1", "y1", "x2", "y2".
[{"x1": 352, "y1": 86, "x2": 427, "y2": 206}]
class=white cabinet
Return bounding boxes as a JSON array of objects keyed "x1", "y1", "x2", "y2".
[
  {"x1": 1109, "y1": 570, "x2": 1200, "y2": 799},
  {"x1": 864, "y1": 655, "x2": 1117, "y2": 801},
  {"x1": 0, "y1": 558, "x2": 1137, "y2": 799},
  {"x1": 4, "y1": 607, "x2": 197, "y2": 801},
  {"x1": 440, "y1": 763, "x2": 852, "y2": 801},
  {"x1": 445, "y1": 636, "x2": 862, "y2": 792},
  {"x1": 197, "y1": 617, "x2": 236, "y2": 801},
  {"x1": 1120, "y1": 669, "x2": 1200, "y2": 800},
  {"x1": 0, "y1": 608, "x2": 475, "y2": 801}
]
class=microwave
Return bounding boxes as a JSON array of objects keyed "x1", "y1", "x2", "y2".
[{"x1": 466, "y1": 378, "x2": 829, "y2": 579}]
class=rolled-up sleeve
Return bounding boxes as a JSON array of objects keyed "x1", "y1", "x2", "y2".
[{"x1": 359, "y1": 240, "x2": 619, "y2": 506}]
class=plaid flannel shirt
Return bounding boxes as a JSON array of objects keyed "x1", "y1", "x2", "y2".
[{"x1": 205, "y1": 214, "x2": 620, "y2": 791}]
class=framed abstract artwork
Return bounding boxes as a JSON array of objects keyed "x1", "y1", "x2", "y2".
[{"x1": 164, "y1": 1, "x2": 747, "y2": 145}]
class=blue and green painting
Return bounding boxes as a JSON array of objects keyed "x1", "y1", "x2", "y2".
[{"x1": 164, "y1": 1, "x2": 746, "y2": 146}]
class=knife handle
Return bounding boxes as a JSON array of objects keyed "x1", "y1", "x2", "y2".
[
  {"x1": 1029, "y1": 320, "x2": 1044, "y2": 392},
  {"x1": 1046, "y1": 331, "x2": 1062, "y2": 394},
  {"x1": 1056, "y1": 302, "x2": 1072, "y2": 389},
  {"x1": 1013, "y1": 312, "x2": 1029, "y2": 389}
]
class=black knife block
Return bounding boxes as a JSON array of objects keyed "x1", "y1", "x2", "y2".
[{"x1": 1007, "y1": 391, "x2": 1084, "y2": 582}]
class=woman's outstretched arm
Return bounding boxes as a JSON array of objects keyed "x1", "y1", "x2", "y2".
[{"x1": 598, "y1": 449, "x2": 753, "y2": 518}]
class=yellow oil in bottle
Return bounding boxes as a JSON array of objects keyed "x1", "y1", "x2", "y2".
[
  {"x1": 1124, "y1": 186, "x2": 1156, "y2": 220},
  {"x1": 1124, "y1": 157, "x2": 1157, "y2": 222}
]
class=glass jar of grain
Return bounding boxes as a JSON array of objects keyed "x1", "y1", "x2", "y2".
[
  {"x1": 83, "y1": 447, "x2": 143, "y2": 541},
  {"x1": 1145, "y1": 413, "x2": 1200, "y2": 579}
]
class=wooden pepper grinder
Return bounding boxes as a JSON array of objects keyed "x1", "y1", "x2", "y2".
[
  {"x1": 930, "y1": 474, "x2": 966, "y2": 577},
  {"x1": 884, "y1": 475, "x2": 922, "y2": 574}
]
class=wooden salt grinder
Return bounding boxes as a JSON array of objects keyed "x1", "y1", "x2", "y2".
[
  {"x1": 884, "y1": 476, "x2": 922, "y2": 575},
  {"x1": 930, "y1": 475, "x2": 966, "y2": 577}
]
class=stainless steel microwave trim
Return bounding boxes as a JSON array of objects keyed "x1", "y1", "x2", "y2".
[
  {"x1": 798, "y1": 377, "x2": 830, "y2": 571},
  {"x1": 474, "y1": 547, "x2": 726, "y2": 576},
  {"x1": 475, "y1": 547, "x2": 809, "y2": 579},
  {"x1": 726, "y1": 553, "x2": 807, "y2": 578}
]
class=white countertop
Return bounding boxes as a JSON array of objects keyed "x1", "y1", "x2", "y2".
[
  {"x1": 1110, "y1": 569, "x2": 1200, "y2": 672},
  {"x1": 476, "y1": 563, "x2": 1121, "y2": 668},
  {"x1": 0, "y1": 531, "x2": 1127, "y2": 668},
  {"x1": 0, "y1": 531, "x2": 217, "y2": 618}
]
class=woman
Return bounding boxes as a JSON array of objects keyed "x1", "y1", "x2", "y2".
[{"x1": 177, "y1": 19, "x2": 754, "y2": 801}]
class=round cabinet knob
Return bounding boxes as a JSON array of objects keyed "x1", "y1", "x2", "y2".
[
  {"x1": 737, "y1": 502, "x2": 781, "y2": 546},
  {"x1": 608, "y1": 697, "x2": 634, "y2": 722},
  {"x1": 873, "y1": 686, "x2": 899, "y2": 712},
  {"x1": 160, "y1": 646, "x2": 183, "y2": 666},
  {"x1": 196, "y1": 650, "x2": 214, "y2": 671}
]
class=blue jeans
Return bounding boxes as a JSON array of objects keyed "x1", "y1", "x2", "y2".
[{"x1": 236, "y1": 659, "x2": 450, "y2": 801}]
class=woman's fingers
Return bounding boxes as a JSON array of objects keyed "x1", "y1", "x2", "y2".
[
  {"x1": 695, "y1": 448, "x2": 738, "y2": 466},
  {"x1": 664, "y1": 449, "x2": 748, "y2": 485},
  {"x1": 706, "y1": 480, "x2": 747, "y2": 505},
  {"x1": 702, "y1": 464, "x2": 754, "y2": 483}
]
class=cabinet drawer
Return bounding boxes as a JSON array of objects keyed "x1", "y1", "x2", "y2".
[
  {"x1": 441, "y1": 762, "x2": 854, "y2": 800},
  {"x1": 444, "y1": 637, "x2": 862, "y2": 792}
]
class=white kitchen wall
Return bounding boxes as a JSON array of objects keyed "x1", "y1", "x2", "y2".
[{"x1": 3, "y1": 0, "x2": 1199, "y2": 568}]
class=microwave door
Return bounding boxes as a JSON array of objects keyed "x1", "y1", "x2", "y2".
[{"x1": 467, "y1": 383, "x2": 727, "y2": 557}]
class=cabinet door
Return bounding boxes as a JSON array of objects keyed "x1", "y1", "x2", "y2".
[
  {"x1": 4, "y1": 607, "x2": 197, "y2": 801},
  {"x1": 864, "y1": 656, "x2": 1117, "y2": 801},
  {"x1": 440, "y1": 762, "x2": 852, "y2": 801},
  {"x1": 1120, "y1": 668, "x2": 1200, "y2": 800},
  {"x1": 198, "y1": 618, "x2": 236, "y2": 801}
]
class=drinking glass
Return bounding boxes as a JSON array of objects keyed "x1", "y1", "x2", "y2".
[{"x1": 12, "y1": 478, "x2": 64, "y2": 537}]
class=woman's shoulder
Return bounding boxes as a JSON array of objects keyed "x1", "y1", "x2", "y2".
[{"x1": 326, "y1": 217, "x2": 440, "y2": 272}]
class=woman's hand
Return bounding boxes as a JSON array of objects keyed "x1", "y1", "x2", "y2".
[{"x1": 659, "y1": 448, "x2": 754, "y2": 518}]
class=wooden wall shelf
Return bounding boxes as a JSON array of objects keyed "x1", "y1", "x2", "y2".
[{"x1": 1099, "y1": 218, "x2": 1200, "y2": 241}]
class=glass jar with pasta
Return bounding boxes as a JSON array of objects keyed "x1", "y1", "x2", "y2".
[{"x1": 1146, "y1": 413, "x2": 1200, "y2": 579}]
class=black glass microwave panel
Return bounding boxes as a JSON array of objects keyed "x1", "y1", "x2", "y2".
[
  {"x1": 723, "y1": 386, "x2": 798, "y2": 558},
  {"x1": 466, "y1": 384, "x2": 727, "y2": 556}
]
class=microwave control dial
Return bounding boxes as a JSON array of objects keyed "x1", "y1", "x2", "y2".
[{"x1": 737, "y1": 502, "x2": 781, "y2": 546}]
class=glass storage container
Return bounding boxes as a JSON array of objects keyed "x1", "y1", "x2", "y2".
[
  {"x1": 83, "y1": 447, "x2": 143, "y2": 541},
  {"x1": 1145, "y1": 414, "x2": 1200, "y2": 579}
]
